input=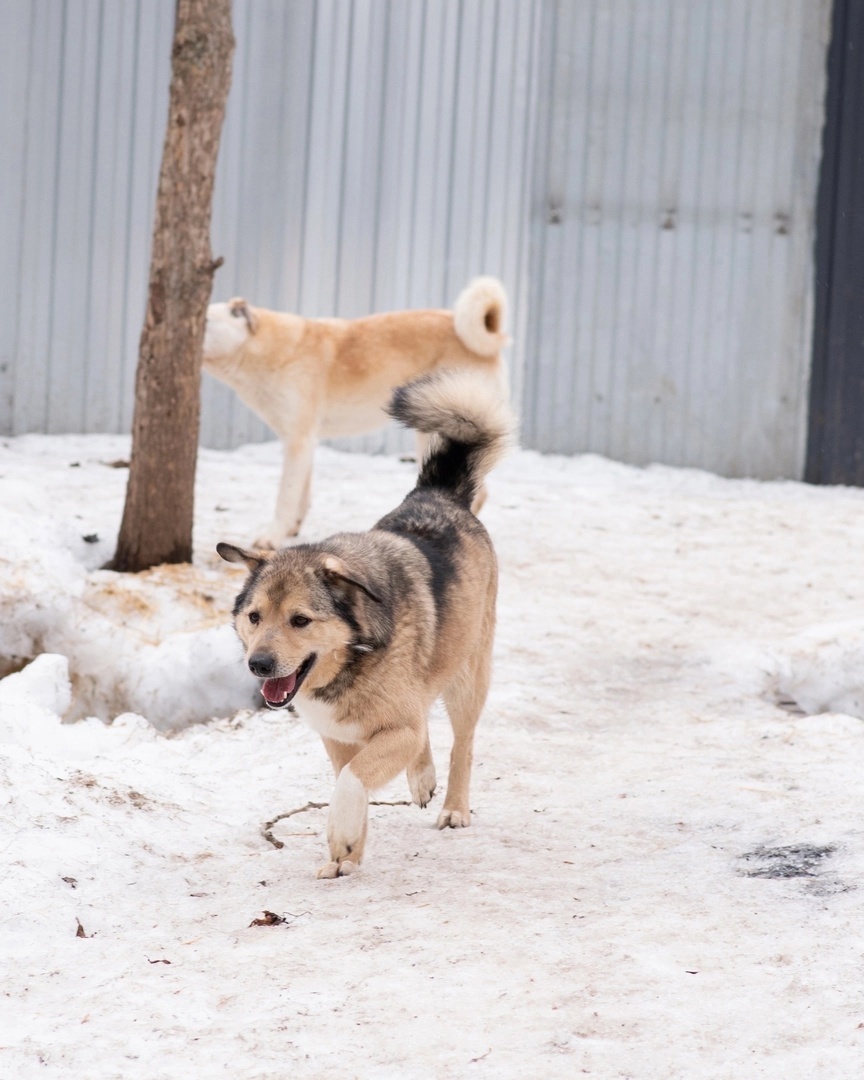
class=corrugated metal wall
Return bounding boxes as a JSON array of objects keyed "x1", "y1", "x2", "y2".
[
  {"x1": 1, "y1": 0, "x2": 175, "y2": 441},
  {"x1": 524, "y1": 0, "x2": 831, "y2": 478},
  {"x1": 2, "y1": 0, "x2": 832, "y2": 477},
  {"x1": 0, "y1": 0, "x2": 538, "y2": 454}
]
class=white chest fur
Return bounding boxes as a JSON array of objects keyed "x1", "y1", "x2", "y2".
[{"x1": 295, "y1": 693, "x2": 363, "y2": 745}]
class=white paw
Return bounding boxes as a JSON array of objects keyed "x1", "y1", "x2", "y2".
[
  {"x1": 437, "y1": 808, "x2": 470, "y2": 829},
  {"x1": 251, "y1": 530, "x2": 278, "y2": 551},
  {"x1": 252, "y1": 521, "x2": 299, "y2": 551},
  {"x1": 408, "y1": 762, "x2": 437, "y2": 808},
  {"x1": 316, "y1": 859, "x2": 359, "y2": 879}
]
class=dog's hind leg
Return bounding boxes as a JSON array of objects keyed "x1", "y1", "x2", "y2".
[
  {"x1": 254, "y1": 431, "x2": 317, "y2": 549},
  {"x1": 438, "y1": 654, "x2": 491, "y2": 829},
  {"x1": 317, "y1": 725, "x2": 422, "y2": 879},
  {"x1": 407, "y1": 729, "x2": 436, "y2": 808}
]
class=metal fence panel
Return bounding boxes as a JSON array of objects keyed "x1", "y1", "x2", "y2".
[
  {"x1": 1, "y1": 0, "x2": 830, "y2": 480},
  {"x1": 523, "y1": 0, "x2": 830, "y2": 478},
  {"x1": 0, "y1": 0, "x2": 537, "y2": 455}
]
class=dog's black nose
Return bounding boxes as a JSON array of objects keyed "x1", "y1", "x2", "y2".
[{"x1": 248, "y1": 653, "x2": 276, "y2": 678}]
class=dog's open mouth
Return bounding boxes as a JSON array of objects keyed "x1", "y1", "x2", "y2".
[{"x1": 260, "y1": 654, "x2": 316, "y2": 710}]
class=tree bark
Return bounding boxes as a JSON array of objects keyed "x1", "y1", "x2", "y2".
[{"x1": 111, "y1": 0, "x2": 234, "y2": 572}]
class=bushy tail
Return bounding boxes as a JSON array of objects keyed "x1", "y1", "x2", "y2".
[
  {"x1": 388, "y1": 370, "x2": 516, "y2": 508},
  {"x1": 452, "y1": 277, "x2": 508, "y2": 357}
]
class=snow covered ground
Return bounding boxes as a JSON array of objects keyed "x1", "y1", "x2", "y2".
[{"x1": 3, "y1": 432, "x2": 864, "y2": 1078}]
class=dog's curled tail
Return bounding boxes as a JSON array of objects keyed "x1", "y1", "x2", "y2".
[
  {"x1": 388, "y1": 370, "x2": 516, "y2": 509},
  {"x1": 452, "y1": 276, "x2": 508, "y2": 357}
]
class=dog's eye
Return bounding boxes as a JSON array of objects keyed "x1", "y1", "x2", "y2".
[
  {"x1": 290, "y1": 614, "x2": 311, "y2": 629},
  {"x1": 248, "y1": 611, "x2": 260, "y2": 625}
]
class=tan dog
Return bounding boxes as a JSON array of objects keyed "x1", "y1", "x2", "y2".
[
  {"x1": 218, "y1": 369, "x2": 514, "y2": 877},
  {"x1": 203, "y1": 277, "x2": 508, "y2": 548}
]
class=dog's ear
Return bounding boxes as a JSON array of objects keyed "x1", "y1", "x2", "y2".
[
  {"x1": 228, "y1": 298, "x2": 259, "y2": 335},
  {"x1": 217, "y1": 542, "x2": 269, "y2": 571},
  {"x1": 320, "y1": 555, "x2": 382, "y2": 604}
]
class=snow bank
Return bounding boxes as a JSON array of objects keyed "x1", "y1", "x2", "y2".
[{"x1": 0, "y1": 438, "x2": 257, "y2": 728}]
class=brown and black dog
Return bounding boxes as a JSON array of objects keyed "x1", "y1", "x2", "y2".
[{"x1": 218, "y1": 369, "x2": 514, "y2": 877}]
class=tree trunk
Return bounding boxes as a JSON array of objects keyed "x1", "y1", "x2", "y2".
[{"x1": 111, "y1": 0, "x2": 234, "y2": 572}]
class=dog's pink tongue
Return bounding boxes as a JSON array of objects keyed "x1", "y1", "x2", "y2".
[{"x1": 262, "y1": 673, "x2": 297, "y2": 703}]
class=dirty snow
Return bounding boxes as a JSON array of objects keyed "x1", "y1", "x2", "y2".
[{"x1": 3, "y1": 433, "x2": 864, "y2": 1078}]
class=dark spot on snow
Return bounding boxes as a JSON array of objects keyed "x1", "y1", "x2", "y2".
[
  {"x1": 0, "y1": 652, "x2": 35, "y2": 679},
  {"x1": 69, "y1": 462, "x2": 80, "y2": 468},
  {"x1": 82, "y1": 533, "x2": 99, "y2": 544},
  {"x1": 75, "y1": 918, "x2": 88, "y2": 938},
  {"x1": 774, "y1": 694, "x2": 808, "y2": 717},
  {"x1": 805, "y1": 877, "x2": 854, "y2": 898},
  {"x1": 61, "y1": 876, "x2": 77, "y2": 889},
  {"x1": 739, "y1": 843, "x2": 835, "y2": 879}
]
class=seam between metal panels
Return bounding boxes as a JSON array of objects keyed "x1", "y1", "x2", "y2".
[
  {"x1": 718, "y1": 0, "x2": 753, "y2": 473},
  {"x1": 119, "y1": 0, "x2": 143, "y2": 432},
  {"x1": 443, "y1": 0, "x2": 464, "y2": 297},
  {"x1": 584, "y1": 5, "x2": 614, "y2": 451},
  {"x1": 298, "y1": 0, "x2": 319, "y2": 313},
  {"x1": 369, "y1": 0, "x2": 392, "y2": 313},
  {"x1": 82, "y1": 0, "x2": 106, "y2": 433},
  {"x1": 45, "y1": 0, "x2": 69, "y2": 432},
  {"x1": 406, "y1": 0, "x2": 428, "y2": 305},
  {"x1": 647, "y1": 0, "x2": 677, "y2": 465},
  {"x1": 678, "y1": 3, "x2": 712, "y2": 469},
  {"x1": 608, "y1": 0, "x2": 637, "y2": 461},
  {"x1": 334, "y1": 0, "x2": 356, "y2": 314},
  {"x1": 480, "y1": 0, "x2": 501, "y2": 269},
  {"x1": 515, "y1": 0, "x2": 543, "y2": 421},
  {"x1": 11, "y1": 0, "x2": 38, "y2": 432}
]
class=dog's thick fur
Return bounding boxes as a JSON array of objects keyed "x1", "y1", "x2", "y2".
[
  {"x1": 203, "y1": 277, "x2": 508, "y2": 548},
  {"x1": 218, "y1": 370, "x2": 514, "y2": 878}
]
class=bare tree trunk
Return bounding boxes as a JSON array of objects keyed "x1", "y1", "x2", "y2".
[{"x1": 111, "y1": 0, "x2": 234, "y2": 572}]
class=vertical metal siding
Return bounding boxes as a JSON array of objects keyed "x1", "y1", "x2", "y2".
[
  {"x1": 524, "y1": 0, "x2": 830, "y2": 478},
  {"x1": 0, "y1": 0, "x2": 537, "y2": 454},
  {"x1": 1, "y1": 0, "x2": 173, "y2": 443},
  {"x1": 1, "y1": 0, "x2": 830, "y2": 480}
]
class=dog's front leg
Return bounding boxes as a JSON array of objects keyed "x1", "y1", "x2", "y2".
[
  {"x1": 254, "y1": 432, "x2": 316, "y2": 549},
  {"x1": 317, "y1": 726, "x2": 422, "y2": 879},
  {"x1": 317, "y1": 765, "x2": 369, "y2": 879}
]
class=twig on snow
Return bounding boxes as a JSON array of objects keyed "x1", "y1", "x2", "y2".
[{"x1": 262, "y1": 799, "x2": 413, "y2": 849}]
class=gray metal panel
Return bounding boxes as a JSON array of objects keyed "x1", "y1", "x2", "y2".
[
  {"x1": 1, "y1": 0, "x2": 536, "y2": 455},
  {"x1": 0, "y1": 0, "x2": 175, "y2": 442},
  {"x1": 0, "y1": 0, "x2": 33, "y2": 433},
  {"x1": 2, "y1": 0, "x2": 829, "y2": 481},
  {"x1": 524, "y1": 0, "x2": 831, "y2": 479},
  {"x1": 12, "y1": 0, "x2": 65, "y2": 436}
]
